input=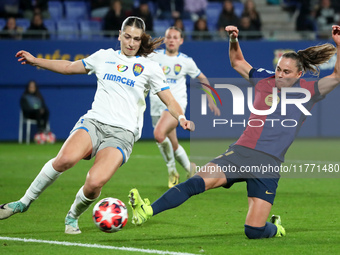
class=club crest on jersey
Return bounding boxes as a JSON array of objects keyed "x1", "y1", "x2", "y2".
[
  {"x1": 133, "y1": 63, "x2": 144, "y2": 76},
  {"x1": 174, "y1": 64, "x2": 182, "y2": 75},
  {"x1": 117, "y1": 64, "x2": 128, "y2": 72},
  {"x1": 265, "y1": 94, "x2": 280, "y2": 107},
  {"x1": 162, "y1": 66, "x2": 171, "y2": 75}
]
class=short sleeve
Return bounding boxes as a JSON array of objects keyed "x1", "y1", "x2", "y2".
[
  {"x1": 148, "y1": 61, "x2": 169, "y2": 94},
  {"x1": 82, "y1": 49, "x2": 106, "y2": 75},
  {"x1": 185, "y1": 57, "x2": 201, "y2": 79},
  {"x1": 249, "y1": 68, "x2": 275, "y2": 86}
]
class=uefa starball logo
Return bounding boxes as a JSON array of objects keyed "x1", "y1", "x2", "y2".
[{"x1": 199, "y1": 82, "x2": 312, "y2": 128}]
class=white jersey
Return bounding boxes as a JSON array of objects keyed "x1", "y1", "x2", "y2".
[
  {"x1": 148, "y1": 49, "x2": 201, "y2": 116},
  {"x1": 82, "y1": 49, "x2": 169, "y2": 141}
]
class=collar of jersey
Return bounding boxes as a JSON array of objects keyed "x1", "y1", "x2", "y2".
[
  {"x1": 118, "y1": 50, "x2": 140, "y2": 59},
  {"x1": 163, "y1": 49, "x2": 181, "y2": 57}
]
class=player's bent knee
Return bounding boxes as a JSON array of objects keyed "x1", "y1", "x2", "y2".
[
  {"x1": 244, "y1": 224, "x2": 265, "y2": 239},
  {"x1": 53, "y1": 155, "x2": 77, "y2": 171},
  {"x1": 153, "y1": 129, "x2": 166, "y2": 143}
]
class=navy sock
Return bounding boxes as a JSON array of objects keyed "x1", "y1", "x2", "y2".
[
  {"x1": 244, "y1": 222, "x2": 277, "y2": 239},
  {"x1": 152, "y1": 176, "x2": 206, "y2": 216}
]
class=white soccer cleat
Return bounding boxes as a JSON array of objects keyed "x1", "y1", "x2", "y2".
[
  {"x1": 168, "y1": 172, "x2": 179, "y2": 188},
  {"x1": 0, "y1": 201, "x2": 28, "y2": 220},
  {"x1": 65, "y1": 212, "x2": 81, "y2": 234}
]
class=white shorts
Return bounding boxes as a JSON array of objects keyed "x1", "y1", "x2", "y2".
[{"x1": 70, "y1": 117, "x2": 134, "y2": 164}]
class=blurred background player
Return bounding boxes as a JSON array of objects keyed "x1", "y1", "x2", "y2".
[
  {"x1": 129, "y1": 24, "x2": 340, "y2": 239},
  {"x1": 0, "y1": 16, "x2": 194, "y2": 234},
  {"x1": 149, "y1": 26, "x2": 220, "y2": 188}
]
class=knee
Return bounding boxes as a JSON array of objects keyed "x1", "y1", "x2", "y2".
[
  {"x1": 244, "y1": 224, "x2": 265, "y2": 239},
  {"x1": 84, "y1": 176, "x2": 104, "y2": 197},
  {"x1": 53, "y1": 154, "x2": 77, "y2": 171},
  {"x1": 153, "y1": 128, "x2": 165, "y2": 143}
]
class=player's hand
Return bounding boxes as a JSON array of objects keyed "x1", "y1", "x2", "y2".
[
  {"x1": 15, "y1": 50, "x2": 36, "y2": 66},
  {"x1": 332, "y1": 25, "x2": 340, "y2": 46},
  {"x1": 225, "y1": 26, "x2": 239, "y2": 39},
  {"x1": 180, "y1": 119, "x2": 195, "y2": 132},
  {"x1": 208, "y1": 97, "x2": 221, "y2": 116}
]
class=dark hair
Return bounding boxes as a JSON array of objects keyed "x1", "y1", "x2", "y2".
[
  {"x1": 282, "y1": 43, "x2": 336, "y2": 76},
  {"x1": 24, "y1": 80, "x2": 43, "y2": 99},
  {"x1": 121, "y1": 16, "x2": 146, "y2": 32},
  {"x1": 121, "y1": 16, "x2": 163, "y2": 57},
  {"x1": 166, "y1": 26, "x2": 184, "y2": 38}
]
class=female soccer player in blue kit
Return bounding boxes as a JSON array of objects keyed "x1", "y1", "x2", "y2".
[
  {"x1": 0, "y1": 16, "x2": 194, "y2": 234},
  {"x1": 128, "y1": 24, "x2": 340, "y2": 239}
]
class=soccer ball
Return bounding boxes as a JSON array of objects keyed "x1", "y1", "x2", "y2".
[
  {"x1": 34, "y1": 132, "x2": 46, "y2": 144},
  {"x1": 92, "y1": 197, "x2": 128, "y2": 233},
  {"x1": 46, "y1": 132, "x2": 56, "y2": 144}
]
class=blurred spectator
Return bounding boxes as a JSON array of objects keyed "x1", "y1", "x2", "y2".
[
  {"x1": 238, "y1": 15, "x2": 262, "y2": 40},
  {"x1": 133, "y1": 1, "x2": 153, "y2": 33},
  {"x1": 103, "y1": 0, "x2": 127, "y2": 37},
  {"x1": 0, "y1": 0, "x2": 20, "y2": 18},
  {"x1": 20, "y1": 80, "x2": 50, "y2": 133},
  {"x1": 241, "y1": 0, "x2": 261, "y2": 31},
  {"x1": 157, "y1": 0, "x2": 184, "y2": 20},
  {"x1": 24, "y1": 12, "x2": 49, "y2": 40},
  {"x1": 20, "y1": 0, "x2": 49, "y2": 20},
  {"x1": 173, "y1": 17, "x2": 186, "y2": 39},
  {"x1": 296, "y1": 0, "x2": 318, "y2": 32},
  {"x1": 316, "y1": 0, "x2": 340, "y2": 37},
  {"x1": 192, "y1": 17, "x2": 212, "y2": 40},
  {"x1": 90, "y1": 0, "x2": 111, "y2": 19},
  {"x1": 217, "y1": 0, "x2": 240, "y2": 38},
  {"x1": 173, "y1": 17, "x2": 185, "y2": 31},
  {"x1": 184, "y1": 0, "x2": 207, "y2": 21},
  {"x1": 0, "y1": 16, "x2": 23, "y2": 39},
  {"x1": 282, "y1": 0, "x2": 300, "y2": 17}
]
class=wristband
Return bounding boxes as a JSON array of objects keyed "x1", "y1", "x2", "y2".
[
  {"x1": 230, "y1": 37, "x2": 238, "y2": 43},
  {"x1": 178, "y1": 115, "x2": 186, "y2": 121}
]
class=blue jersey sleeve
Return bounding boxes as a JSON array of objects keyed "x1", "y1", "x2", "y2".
[{"x1": 249, "y1": 68, "x2": 275, "y2": 86}]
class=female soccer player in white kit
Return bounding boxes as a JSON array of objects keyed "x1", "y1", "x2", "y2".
[
  {"x1": 149, "y1": 27, "x2": 220, "y2": 188},
  {"x1": 0, "y1": 17, "x2": 194, "y2": 234}
]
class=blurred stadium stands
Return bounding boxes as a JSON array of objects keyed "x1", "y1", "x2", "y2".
[{"x1": 0, "y1": 0, "x2": 337, "y2": 41}]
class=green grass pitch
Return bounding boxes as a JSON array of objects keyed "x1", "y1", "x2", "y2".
[{"x1": 1, "y1": 139, "x2": 340, "y2": 255}]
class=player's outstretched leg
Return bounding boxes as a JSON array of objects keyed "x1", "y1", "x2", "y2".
[
  {"x1": 128, "y1": 188, "x2": 153, "y2": 225},
  {"x1": 1, "y1": 158, "x2": 61, "y2": 220},
  {"x1": 270, "y1": 215, "x2": 286, "y2": 237},
  {"x1": 128, "y1": 176, "x2": 206, "y2": 226},
  {"x1": 0, "y1": 201, "x2": 29, "y2": 220}
]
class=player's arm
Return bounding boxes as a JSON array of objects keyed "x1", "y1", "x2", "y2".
[
  {"x1": 15, "y1": 50, "x2": 88, "y2": 74},
  {"x1": 157, "y1": 89, "x2": 195, "y2": 131},
  {"x1": 225, "y1": 26, "x2": 253, "y2": 81},
  {"x1": 197, "y1": 73, "x2": 221, "y2": 116},
  {"x1": 318, "y1": 25, "x2": 340, "y2": 96}
]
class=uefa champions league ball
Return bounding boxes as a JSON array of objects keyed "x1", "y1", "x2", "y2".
[
  {"x1": 34, "y1": 132, "x2": 46, "y2": 144},
  {"x1": 92, "y1": 197, "x2": 128, "y2": 233},
  {"x1": 46, "y1": 132, "x2": 56, "y2": 144}
]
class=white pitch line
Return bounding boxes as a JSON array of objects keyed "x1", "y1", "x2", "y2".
[{"x1": 0, "y1": 236, "x2": 198, "y2": 255}]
